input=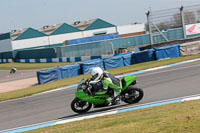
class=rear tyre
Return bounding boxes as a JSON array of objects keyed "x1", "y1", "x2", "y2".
[
  {"x1": 71, "y1": 98, "x2": 92, "y2": 113},
  {"x1": 121, "y1": 85, "x2": 144, "y2": 104}
]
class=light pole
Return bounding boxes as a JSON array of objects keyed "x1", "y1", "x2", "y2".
[
  {"x1": 146, "y1": 10, "x2": 153, "y2": 45},
  {"x1": 180, "y1": 5, "x2": 187, "y2": 39}
]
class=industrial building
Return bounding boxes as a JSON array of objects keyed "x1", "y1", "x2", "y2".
[{"x1": 0, "y1": 18, "x2": 145, "y2": 59}]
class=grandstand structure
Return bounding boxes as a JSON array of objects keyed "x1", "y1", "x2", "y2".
[{"x1": 0, "y1": 18, "x2": 145, "y2": 59}]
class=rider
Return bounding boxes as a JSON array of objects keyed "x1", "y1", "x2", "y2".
[
  {"x1": 89, "y1": 67, "x2": 122, "y2": 105},
  {"x1": 10, "y1": 66, "x2": 17, "y2": 74}
]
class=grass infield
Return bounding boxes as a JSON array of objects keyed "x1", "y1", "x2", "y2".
[
  {"x1": 25, "y1": 99, "x2": 200, "y2": 133},
  {"x1": 0, "y1": 55, "x2": 200, "y2": 102},
  {"x1": 0, "y1": 62, "x2": 73, "y2": 70}
]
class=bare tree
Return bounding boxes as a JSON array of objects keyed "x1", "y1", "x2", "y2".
[
  {"x1": 156, "y1": 21, "x2": 171, "y2": 30},
  {"x1": 184, "y1": 11, "x2": 196, "y2": 25},
  {"x1": 171, "y1": 11, "x2": 196, "y2": 27},
  {"x1": 172, "y1": 13, "x2": 182, "y2": 27}
]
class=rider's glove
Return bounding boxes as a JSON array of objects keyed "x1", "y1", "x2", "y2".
[{"x1": 85, "y1": 79, "x2": 91, "y2": 86}]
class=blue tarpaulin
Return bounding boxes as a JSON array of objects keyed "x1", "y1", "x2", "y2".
[
  {"x1": 123, "y1": 53, "x2": 135, "y2": 66},
  {"x1": 154, "y1": 44, "x2": 180, "y2": 60},
  {"x1": 132, "y1": 49, "x2": 155, "y2": 64},
  {"x1": 66, "y1": 33, "x2": 119, "y2": 45},
  {"x1": 37, "y1": 67, "x2": 62, "y2": 84},
  {"x1": 80, "y1": 59, "x2": 104, "y2": 74},
  {"x1": 60, "y1": 63, "x2": 81, "y2": 78},
  {"x1": 104, "y1": 56, "x2": 124, "y2": 70}
]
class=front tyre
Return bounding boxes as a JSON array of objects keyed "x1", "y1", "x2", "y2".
[
  {"x1": 121, "y1": 85, "x2": 144, "y2": 104},
  {"x1": 71, "y1": 98, "x2": 92, "y2": 113}
]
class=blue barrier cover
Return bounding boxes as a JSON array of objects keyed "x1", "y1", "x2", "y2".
[
  {"x1": 104, "y1": 56, "x2": 124, "y2": 70},
  {"x1": 80, "y1": 59, "x2": 104, "y2": 74},
  {"x1": 132, "y1": 49, "x2": 155, "y2": 64},
  {"x1": 154, "y1": 44, "x2": 180, "y2": 60},
  {"x1": 66, "y1": 33, "x2": 119, "y2": 45},
  {"x1": 123, "y1": 53, "x2": 135, "y2": 66},
  {"x1": 37, "y1": 67, "x2": 62, "y2": 84},
  {"x1": 60, "y1": 63, "x2": 81, "y2": 78}
]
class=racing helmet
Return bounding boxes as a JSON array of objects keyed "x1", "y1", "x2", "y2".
[{"x1": 90, "y1": 67, "x2": 103, "y2": 81}]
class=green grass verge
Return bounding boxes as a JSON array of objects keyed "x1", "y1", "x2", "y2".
[
  {"x1": 25, "y1": 99, "x2": 200, "y2": 133},
  {"x1": 0, "y1": 55, "x2": 200, "y2": 102},
  {"x1": 0, "y1": 62, "x2": 74, "y2": 70}
]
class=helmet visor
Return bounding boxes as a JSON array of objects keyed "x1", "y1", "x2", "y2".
[{"x1": 92, "y1": 73, "x2": 98, "y2": 80}]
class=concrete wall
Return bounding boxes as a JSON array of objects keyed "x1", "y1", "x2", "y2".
[
  {"x1": 12, "y1": 36, "x2": 49, "y2": 50},
  {"x1": 117, "y1": 23, "x2": 145, "y2": 35},
  {"x1": 82, "y1": 27, "x2": 117, "y2": 38},
  {"x1": 0, "y1": 39, "x2": 12, "y2": 52},
  {"x1": 49, "y1": 32, "x2": 83, "y2": 45}
]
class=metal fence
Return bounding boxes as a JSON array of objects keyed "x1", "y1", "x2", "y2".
[
  {"x1": 60, "y1": 41, "x2": 114, "y2": 57},
  {"x1": 59, "y1": 34, "x2": 150, "y2": 58},
  {"x1": 60, "y1": 4, "x2": 200, "y2": 58},
  {"x1": 147, "y1": 4, "x2": 200, "y2": 44}
]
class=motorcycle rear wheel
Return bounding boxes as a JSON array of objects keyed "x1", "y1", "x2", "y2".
[
  {"x1": 121, "y1": 85, "x2": 144, "y2": 104},
  {"x1": 71, "y1": 98, "x2": 92, "y2": 113}
]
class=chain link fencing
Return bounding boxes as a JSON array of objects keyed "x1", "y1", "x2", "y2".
[{"x1": 147, "y1": 4, "x2": 200, "y2": 44}]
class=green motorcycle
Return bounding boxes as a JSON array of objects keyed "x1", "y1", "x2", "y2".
[{"x1": 71, "y1": 75, "x2": 144, "y2": 114}]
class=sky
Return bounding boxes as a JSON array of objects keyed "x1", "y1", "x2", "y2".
[{"x1": 0, "y1": 0, "x2": 200, "y2": 33}]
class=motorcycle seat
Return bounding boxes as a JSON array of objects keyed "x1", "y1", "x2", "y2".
[{"x1": 121, "y1": 78, "x2": 126, "y2": 88}]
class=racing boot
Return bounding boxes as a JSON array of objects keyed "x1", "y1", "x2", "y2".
[
  {"x1": 105, "y1": 97, "x2": 112, "y2": 106},
  {"x1": 111, "y1": 95, "x2": 121, "y2": 105}
]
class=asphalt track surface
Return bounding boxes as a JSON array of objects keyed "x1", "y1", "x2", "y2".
[
  {"x1": 0, "y1": 60, "x2": 200, "y2": 131},
  {"x1": 0, "y1": 70, "x2": 36, "y2": 83}
]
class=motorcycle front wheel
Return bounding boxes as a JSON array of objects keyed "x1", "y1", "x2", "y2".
[
  {"x1": 121, "y1": 85, "x2": 144, "y2": 104},
  {"x1": 71, "y1": 98, "x2": 92, "y2": 113}
]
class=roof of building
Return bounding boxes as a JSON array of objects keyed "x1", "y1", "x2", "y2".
[
  {"x1": 11, "y1": 28, "x2": 28, "y2": 40},
  {"x1": 71, "y1": 19, "x2": 97, "y2": 30},
  {"x1": 38, "y1": 23, "x2": 62, "y2": 35},
  {"x1": 50, "y1": 23, "x2": 81, "y2": 35},
  {"x1": 11, "y1": 18, "x2": 116, "y2": 40},
  {"x1": 84, "y1": 18, "x2": 116, "y2": 30},
  {"x1": 71, "y1": 18, "x2": 116, "y2": 30},
  {"x1": 0, "y1": 32, "x2": 10, "y2": 41},
  {"x1": 13, "y1": 28, "x2": 47, "y2": 41}
]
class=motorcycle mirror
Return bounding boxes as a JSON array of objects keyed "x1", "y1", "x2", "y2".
[{"x1": 78, "y1": 79, "x2": 84, "y2": 85}]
